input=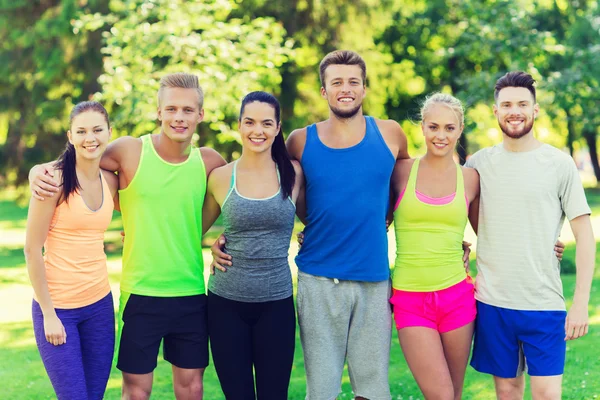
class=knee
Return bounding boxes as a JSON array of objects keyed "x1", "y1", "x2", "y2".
[
  {"x1": 531, "y1": 386, "x2": 561, "y2": 400},
  {"x1": 174, "y1": 379, "x2": 203, "y2": 399},
  {"x1": 421, "y1": 385, "x2": 455, "y2": 400},
  {"x1": 496, "y1": 382, "x2": 524, "y2": 400},
  {"x1": 122, "y1": 386, "x2": 151, "y2": 400}
]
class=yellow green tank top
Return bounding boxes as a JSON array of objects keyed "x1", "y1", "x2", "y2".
[
  {"x1": 119, "y1": 134, "x2": 206, "y2": 296},
  {"x1": 392, "y1": 158, "x2": 468, "y2": 291}
]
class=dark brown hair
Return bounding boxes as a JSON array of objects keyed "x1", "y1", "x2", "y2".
[
  {"x1": 56, "y1": 101, "x2": 110, "y2": 202},
  {"x1": 494, "y1": 71, "x2": 536, "y2": 102}
]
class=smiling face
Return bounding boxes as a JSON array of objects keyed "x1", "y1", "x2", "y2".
[
  {"x1": 239, "y1": 101, "x2": 280, "y2": 155},
  {"x1": 422, "y1": 103, "x2": 463, "y2": 158},
  {"x1": 320, "y1": 64, "x2": 366, "y2": 119},
  {"x1": 157, "y1": 87, "x2": 204, "y2": 143},
  {"x1": 494, "y1": 86, "x2": 539, "y2": 139},
  {"x1": 67, "y1": 111, "x2": 111, "y2": 161}
]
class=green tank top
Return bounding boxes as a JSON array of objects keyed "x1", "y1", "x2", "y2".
[
  {"x1": 392, "y1": 158, "x2": 468, "y2": 291},
  {"x1": 119, "y1": 134, "x2": 207, "y2": 296}
]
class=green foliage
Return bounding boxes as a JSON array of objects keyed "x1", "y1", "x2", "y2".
[
  {"x1": 2, "y1": 0, "x2": 600, "y2": 184},
  {"x1": 88, "y1": 0, "x2": 291, "y2": 155}
]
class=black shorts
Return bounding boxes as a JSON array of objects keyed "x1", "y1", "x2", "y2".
[{"x1": 117, "y1": 293, "x2": 209, "y2": 374}]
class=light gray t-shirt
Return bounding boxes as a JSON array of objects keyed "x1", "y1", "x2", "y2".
[{"x1": 466, "y1": 143, "x2": 590, "y2": 311}]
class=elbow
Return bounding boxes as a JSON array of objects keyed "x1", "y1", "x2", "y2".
[{"x1": 23, "y1": 244, "x2": 40, "y2": 263}]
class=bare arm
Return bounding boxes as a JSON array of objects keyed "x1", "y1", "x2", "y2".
[
  {"x1": 291, "y1": 160, "x2": 307, "y2": 225},
  {"x1": 29, "y1": 162, "x2": 60, "y2": 200},
  {"x1": 463, "y1": 167, "x2": 480, "y2": 234},
  {"x1": 565, "y1": 214, "x2": 595, "y2": 340},
  {"x1": 200, "y1": 147, "x2": 227, "y2": 177},
  {"x1": 101, "y1": 169, "x2": 120, "y2": 212},
  {"x1": 468, "y1": 195, "x2": 480, "y2": 234},
  {"x1": 202, "y1": 181, "x2": 222, "y2": 235},
  {"x1": 286, "y1": 128, "x2": 307, "y2": 162},
  {"x1": 376, "y1": 119, "x2": 410, "y2": 160},
  {"x1": 24, "y1": 192, "x2": 67, "y2": 346}
]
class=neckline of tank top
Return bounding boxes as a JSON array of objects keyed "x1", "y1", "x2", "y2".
[
  {"x1": 232, "y1": 160, "x2": 281, "y2": 201},
  {"x1": 78, "y1": 171, "x2": 105, "y2": 213},
  {"x1": 148, "y1": 134, "x2": 197, "y2": 167},
  {"x1": 312, "y1": 116, "x2": 371, "y2": 151}
]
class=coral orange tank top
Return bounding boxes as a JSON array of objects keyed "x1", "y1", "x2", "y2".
[{"x1": 41, "y1": 172, "x2": 113, "y2": 308}]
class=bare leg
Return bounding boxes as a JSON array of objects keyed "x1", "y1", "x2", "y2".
[
  {"x1": 494, "y1": 375, "x2": 525, "y2": 400},
  {"x1": 530, "y1": 375, "x2": 562, "y2": 400},
  {"x1": 172, "y1": 366, "x2": 204, "y2": 400},
  {"x1": 398, "y1": 327, "x2": 454, "y2": 400},
  {"x1": 440, "y1": 322, "x2": 475, "y2": 399},
  {"x1": 122, "y1": 372, "x2": 153, "y2": 400}
]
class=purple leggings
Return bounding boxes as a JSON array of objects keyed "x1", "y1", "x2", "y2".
[{"x1": 32, "y1": 293, "x2": 115, "y2": 400}]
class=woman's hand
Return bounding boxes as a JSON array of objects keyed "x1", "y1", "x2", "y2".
[{"x1": 44, "y1": 313, "x2": 67, "y2": 346}]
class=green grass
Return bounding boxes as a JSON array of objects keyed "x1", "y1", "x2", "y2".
[{"x1": 1, "y1": 194, "x2": 600, "y2": 399}]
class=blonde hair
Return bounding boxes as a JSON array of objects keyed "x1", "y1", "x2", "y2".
[
  {"x1": 158, "y1": 72, "x2": 204, "y2": 108},
  {"x1": 420, "y1": 92, "x2": 464, "y2": 127}
]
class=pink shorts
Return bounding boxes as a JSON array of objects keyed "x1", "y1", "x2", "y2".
[{"x1": 390, "y1": 277, "x2": 476, "y2": 333}]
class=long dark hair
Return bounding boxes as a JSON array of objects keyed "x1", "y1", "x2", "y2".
[
  {"x1": 239, "y1": 92, "x2": 295, "y2": 199},
  {"x1": 56, "y1": 101, "x2": 110, "y2": 202}
]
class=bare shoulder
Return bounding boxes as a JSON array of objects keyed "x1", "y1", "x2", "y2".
[
  {"x1": 374, "y1": 118, "x2": 402, "y2": 132},
  {"x1": 110, "y1": 135, "x2": 142, "y2": 151},
  {"x1": 461, "y1": 165, "x2": 480, "y2": 183},
  {"x1": 207, "y1": 162, "x2": 234, "y2": 199},
  {"x1": 286, "y1": 127, "x2": 308, "y2": 161},
  {"x1": 200, "y1": 147, "x2": 227, "y2": 176},
  {"x1": 461, "y1": 165, "x2": 480, "y2": 198},
  {"x1": 374, "y1": 118, "x2": 408, "y2": 159},
  {"x1": 209, "y1": 162, "x2": 234, "y2": 181}
]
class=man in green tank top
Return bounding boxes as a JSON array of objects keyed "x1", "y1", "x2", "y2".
[{"x1": 29, "y1": 73, "x2": 226, "y2": 400}]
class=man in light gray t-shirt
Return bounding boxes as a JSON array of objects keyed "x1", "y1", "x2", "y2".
[{"x1": 467, "y1": 71, "x2": 595, "y2": 400}]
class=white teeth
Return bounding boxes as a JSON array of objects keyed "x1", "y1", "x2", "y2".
[
  {"x1": 339, "y1": 98, "x2": 353, "y2": 102},
  {"x1": 249, "y1": 138, "x2": 265, "y2": 143}
]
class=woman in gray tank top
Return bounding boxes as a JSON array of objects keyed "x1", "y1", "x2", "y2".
[{"x1": 202, "y1": 92, "x2": 304, "y2": 399}]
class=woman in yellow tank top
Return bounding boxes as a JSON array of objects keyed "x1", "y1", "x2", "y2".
[
  {"x1": 390, "y1": 93, "x2": 480, "y2": 399},
  {"x1": 24, "y1": 101, "x2": 119, "y2": 399}
]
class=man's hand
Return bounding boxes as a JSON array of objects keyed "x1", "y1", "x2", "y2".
[
  {"x1": 30, "y1": 164, "x2": 60, "y2": 201},
  {"x1": 555, "y1": 239, "x2": 565, "y2": 261},
  {"x1": 462, "y1": 241, "x2": 472, "y2": 273},
  {"x1": 210, "y1": 234, "x2": 231, "y2": 275},
  {"x1": 565, "y1": 301, "x2": 589, "y2": 340},
  {"x1": 297, "y1": 231, "x2": 304, "y2": 247}
]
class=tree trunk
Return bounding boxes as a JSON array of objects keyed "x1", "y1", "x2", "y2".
[
  {"x1": 583, "y1": 130, "x2": 600, "y2": 183},
  {"x1": 566, "y1": 109, "x2": 574, "y2": 156}
]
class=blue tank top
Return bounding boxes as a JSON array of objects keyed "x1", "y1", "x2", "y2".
[{"x1": 296, "y1": 116, "x2": 395, "y2": 281}]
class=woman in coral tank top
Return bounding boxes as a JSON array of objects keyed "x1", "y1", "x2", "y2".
[{"x1": 24, "y1": 101, "x2": 119, "y2": 400}]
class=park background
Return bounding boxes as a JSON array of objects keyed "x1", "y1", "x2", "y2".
[{"x1": 0, "y1": 0, "x2": 599, "y2": 398}]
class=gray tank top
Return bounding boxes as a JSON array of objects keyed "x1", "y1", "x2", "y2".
[{"x1": 208, "y1": 161, "x2": 296, "y2": 302}]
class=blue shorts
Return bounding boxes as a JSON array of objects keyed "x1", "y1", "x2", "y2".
[{"x1": 470, "y1": 301, "x2": 566, "y2": 378}]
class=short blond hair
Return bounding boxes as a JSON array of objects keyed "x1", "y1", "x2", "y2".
[
  {"x1": 158, "y1": 72, "x2": 204, "y2": 108},
  {"x1": 420, "y1": 92, "x2": 464, "y2": 127}
]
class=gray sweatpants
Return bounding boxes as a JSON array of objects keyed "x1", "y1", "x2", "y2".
[{"x1": 297, "y1": 271, "x2": 392, "y2": 400}]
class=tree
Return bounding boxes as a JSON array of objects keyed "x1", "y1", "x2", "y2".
[
  {"x1": 83, "y1": 0, "x2": 291, "y2": 161},
  {"x1": 0, "y1": 0, "x2": 110, "y2": 186}
]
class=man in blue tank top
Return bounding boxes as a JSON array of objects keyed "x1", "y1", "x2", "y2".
[{"x1": 286, "y1": 50, "x2": 409, "y2": 400}]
